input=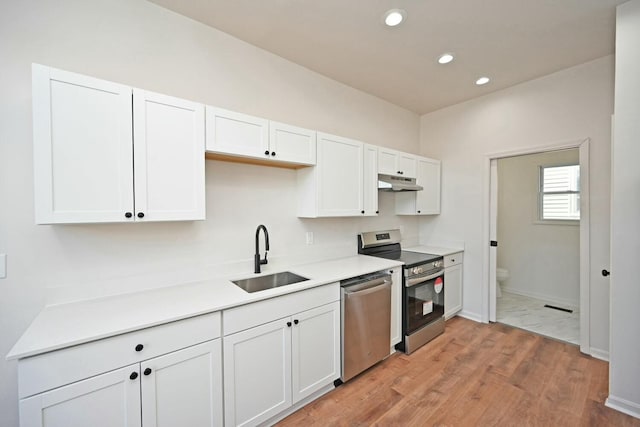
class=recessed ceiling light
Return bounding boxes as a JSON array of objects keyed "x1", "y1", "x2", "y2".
[
  {"x1": 475, "y1": 76, "x2": 490, "y2": 86},
  {"x1": 438, "y1": 53, "x2": 454, "y2": 64},
  {"x1": 384, "y1": 9, "x2": 406, "y2": 27}
]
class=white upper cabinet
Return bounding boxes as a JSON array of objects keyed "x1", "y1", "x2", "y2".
[
  {"x1": 32, "y1": 64, "x2": 205, "y2": 224},
  {"x1": 269, "y1": 121, "x2": 316, "y2": 165},
  {"x1": 133, "y1": 90, "x2": 205, "y2": 222},
  {"x1": 205, "y1": 107, "x2": 269, "y2": 158},
  {"x1": 396, "y1": 156, "x2": 441, "y2": 215},
  {"x1": 205, "y1": 108, "x2": 316, "y2": 166},
  {"x1": 377, "y1": 147, "x2": 417, "y2": 178},
  {"x1": 317, "y1": 134, "x2": 363, "y2": 216},
  {"x1": 297, "y1": 133, "x2": 364, "y2": 217},
  {"x1": 415, "y1": 157, "x2": 441, "y2": 215},
  {"x1": 378, "y1": 147, "x2": 397, "y2": 176},
  {"x1": 362, "y1": 144, "x2": 379, "y2": 216},
  {"x1": 397, "y1": 153, "x2": 417, "y2": 178},
  {"x1": 33, "y1": 64, "x2": 134, "y2": 224}
]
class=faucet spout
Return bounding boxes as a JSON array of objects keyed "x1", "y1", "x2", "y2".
[{"x1": 255, "y1": 225, "x2": 270, "y2": 273}]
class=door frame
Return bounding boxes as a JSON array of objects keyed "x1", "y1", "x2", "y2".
[{"x1": 482, "y1": 137, "x2": 590, "y2": 354}]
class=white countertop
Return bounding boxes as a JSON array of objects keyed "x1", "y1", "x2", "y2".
[
  {"x1": 7, "y1": 255, "x2": 402, "y2": 360},
  {"x1": 405, "y1": 245, "x2": 464, "y2": 256}
]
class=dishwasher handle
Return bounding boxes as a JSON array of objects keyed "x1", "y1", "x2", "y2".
[{"x1": 343, "y1": 278, "x2": 391, "y2": 296}]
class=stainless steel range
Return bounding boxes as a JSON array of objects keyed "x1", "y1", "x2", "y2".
[{"x1": 358, "y1": 229, "x2": 445, "y2": 354}]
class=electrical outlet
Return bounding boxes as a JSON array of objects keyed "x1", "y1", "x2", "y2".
[
  {"x1": 0, "y1": 254, "x2": 6, "y2": 279},
  {"x1": 305, "y1": 232, "x2": 314, "y2": 245}
]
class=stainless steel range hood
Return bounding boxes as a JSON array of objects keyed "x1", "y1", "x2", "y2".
[{"x1": 378, "y1": 174, "x2": 423, "y2": 192}]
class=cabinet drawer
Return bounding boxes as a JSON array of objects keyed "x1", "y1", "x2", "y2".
[
  {"x1": 444, "y1": 252, "x2": 463, "y2": 268},
  {"x1": 18, "y1": 312, "x2": 221, "y2": 399},
  {"x1": 223, "y1": 283, "x2": 339, "y2": 336}
]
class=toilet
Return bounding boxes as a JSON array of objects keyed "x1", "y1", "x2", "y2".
[{"x1": 496, "y1": 268, "x2": 509, "y2": 298}]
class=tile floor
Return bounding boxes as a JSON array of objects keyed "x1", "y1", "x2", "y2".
[{"x1": 496, "y1": 291, "x2": 580, "y2": 345}]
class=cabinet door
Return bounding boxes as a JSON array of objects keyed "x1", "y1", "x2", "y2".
[
  {"x1": 397, "y1": 153, "x2": 417, "y2": 178},
  {"x1": 291, "y1": 301, "x2": 340, "y2": 404},
  {"x1": 316, "y1": 133, "x2": 364, "y2": 216},
  {"x1": 32, "y1": 64, "x2": 134, "y2": 224},
  {"x1": 389, "y1": 269, "x2": 403, "y2": 348},
  {"x1": 19, "y1": 364, "x2": 141, "y2": 427},
  {"x1": 269, "y1": 121, "x2": 316, "y2": 165},
  {"x1": 205, "y1": 107, "x2": 269, "y2": 158},
  {"x1": 444, "y1": 264, "x2": 463, "y2": 319},
  {"x1": 415, "y1": 158, "x2": 441, "y2": 215},
  {"x1": 223, "y1": 319, "x2": 292, "y2": 427},
  {"x1": 362, "y1": 144, "x2": 379, "y2": 216},
  {"x1": 377, "y1": 147, "x2": 398, "y2": 176},
  {"x1": 133, "y1": 90, "x2": 205, "y2": 221},
  {"x1": 141, "y1": 340, "x2": 223, "y2": 427}
]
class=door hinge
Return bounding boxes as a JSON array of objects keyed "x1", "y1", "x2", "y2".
[{"x1": 490, "y1": 241, "x2": 498, "y2": 247}]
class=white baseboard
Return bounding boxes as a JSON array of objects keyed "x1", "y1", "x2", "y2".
[
  {"x1": 589, "y1": 347, "x2": 609, "y2": 361},
  {"x1": 606, "y1": 395, "x2": 640, "y2": 419},
  {"x1": 262, "y1": 383, "x2": 334, "y2": 426},
  {"x1": 456, "y1": 310, "x2": 483, "y2": 323},
  {"x1": 501, "y1": 287, "x2": 578, "y2": 309}
]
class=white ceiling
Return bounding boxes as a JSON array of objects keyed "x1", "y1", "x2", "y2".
[{"x1": 148, "y1": 0, "x2": 624, "y2": 114}]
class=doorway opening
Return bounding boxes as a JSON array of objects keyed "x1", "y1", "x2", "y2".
[
  {"x1": 494, "y1": 150, "x2": 580, "y2": 344},
  {"x1": 484, "y1": 138, "x2": 590, "y2": 353}
]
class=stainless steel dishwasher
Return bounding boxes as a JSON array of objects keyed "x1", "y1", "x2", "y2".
[{"x1": 340, "y1": 272, "x2": 392, "y2": 382}]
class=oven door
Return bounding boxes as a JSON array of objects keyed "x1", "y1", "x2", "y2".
[{"x1": 404, "y1": 271, "x2": 444, "y2": 335}]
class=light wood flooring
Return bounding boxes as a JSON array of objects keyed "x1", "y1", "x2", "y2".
[{"x1": 277, "y1": 317, "x2": 640, "y2": 426}]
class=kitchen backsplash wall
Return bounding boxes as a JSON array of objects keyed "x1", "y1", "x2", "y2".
[
  {"x1": 45, "y1": 160, "x2": 420, "y2": 304},
  {"x1": 0, "y1": 1, "x2": 420, "y2": 425}
]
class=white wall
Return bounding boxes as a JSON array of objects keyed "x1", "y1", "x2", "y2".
[
  {"x1": 418, "y1": 56, "x2": 613, "y2": 355},
  {"x1": 497, "y1": 150, "x2": 580, "y2": 307},
  {"x1": 608, "y1": 0, "x2": 640, "y2": 418},
  {"x1": 0, "y1": 1, "x2": 421, "y2": 424}
]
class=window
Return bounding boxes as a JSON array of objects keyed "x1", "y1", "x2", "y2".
[{"x1": 539, "y1": 164, "x2": 580, "y2": 221}]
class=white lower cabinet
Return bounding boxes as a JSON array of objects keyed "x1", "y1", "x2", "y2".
[
  {"x1": 444, "y1": 252, "x2": 463, "y2": 319},
  {"x1": 141, "y1": 340, "x2": 223, "y2": 427},
  {"x1": 222, "y1": 284, "x2": 340, "y2": 427},
  {"x1": 18, "y1": 313, "x2": 223, "y2": 427},
  {"x1": 388, "y1": 268, "x2": 402, "y2": 350},
  {"x1": 223, "y1": 319, "x2": 292, "y2": 427},
  {"x1": 291, "y1": 303, "x2": 341, "y2": 403},
  {"x1": 19, "y1": 364, "x2": 141, "y2": 427}
]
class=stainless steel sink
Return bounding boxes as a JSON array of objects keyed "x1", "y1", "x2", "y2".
[{"x1": 232, "y1": 271, "x2": 309, "y2": 293}]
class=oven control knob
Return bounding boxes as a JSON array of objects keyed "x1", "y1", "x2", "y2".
[
  {"x1": 412, "y1": 266, "x2": 423, "y2": 275},
  {"x1": 434, "y1": 260, "x2": 443, "y2": 268}
]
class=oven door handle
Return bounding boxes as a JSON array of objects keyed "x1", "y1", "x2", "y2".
[{"x1": 406, "y1": 270, "x2": 444, "y2": 287}]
